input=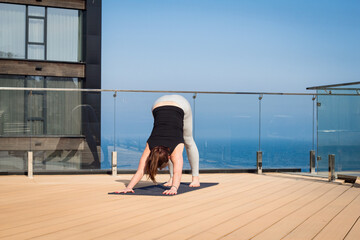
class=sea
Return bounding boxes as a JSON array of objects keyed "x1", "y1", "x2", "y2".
[{"x1": 101, "y1": 137, "x2": 312, "y2": 172}]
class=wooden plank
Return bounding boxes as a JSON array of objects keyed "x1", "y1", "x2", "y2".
[
  {"x1": 98, "y1": 177, "x2": 298, "y2": 240},
  {"x1": 192, "y1": 182, "x2": 333, "y2": 240},
  {"x1": 0, "y1": 175, "x2": 163, "y2": 236},
  {"x1": 0, "y1": 59, "x2": 85, "y2": 78},
  {"x1": 0, "y1": 174, "x2": 357, "y2": 240},
  {"x1": 133, "y1": 178, "x2": 311, "y2": 240},
  {"x1": 166, "y1": 183, "x2": 347, "y2": 240},
  {"x1": 283, "y1": 188, "x2": 360, "y2": 240},
  {"x1": 0, "y1": 0, "x2": 85, "y2": 10},
  {"x1": 251, "y1": 185, "x2": 351, "y2": 240},
  {"x1": 0, "y1": 174, "x2": 241, "y2": 238},
  {"x1": 344, "y1": 216, "x2": 360, "y2": 240},
  {"x1": 20, "y1": 175, "x2": 272, "y2": 240},
  {"x1": 220, "y1": 183, "x2": 338, "y2": 240},
  {"x1": 313, "y1": 192, "x2": 360, "y2": 240}
]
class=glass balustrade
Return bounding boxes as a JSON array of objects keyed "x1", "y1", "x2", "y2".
[
  {"x1": 260, "y1": 95, "x2": 313, "y2": 171},
  {"x1": 1, "y1": 87, "x2": 359, "y2": 178},
  {"x1": 317, "y1": 86, "x2": 360, "y2": 178}
]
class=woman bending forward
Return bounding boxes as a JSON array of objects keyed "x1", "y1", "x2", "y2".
[{"x1": 119, "y1": 95, "x2": 200, "y2": 195}]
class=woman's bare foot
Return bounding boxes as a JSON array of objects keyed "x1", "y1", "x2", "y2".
[
  {"x1": 163, "y1": 177, "x2": 173, "y2": 187},
  {"x1": 189, "y1": 176, "x2": 200, "y2": 187}
]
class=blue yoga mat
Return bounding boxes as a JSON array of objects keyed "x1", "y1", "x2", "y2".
[{"x1": 108, "y1": 182, "x2": 219, "y2": 196}]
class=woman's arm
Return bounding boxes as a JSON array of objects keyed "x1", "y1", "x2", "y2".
[
  {"x1": 118, "y1": 144, "x2": 151, "y2": 193},
  {"x1": 163, "y1": 144, "x2": 184, "y2": 195}
]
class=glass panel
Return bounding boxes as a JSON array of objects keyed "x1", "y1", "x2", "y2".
[
  {"x1": 106, "y1": 93, "x2": 315, "y2": 172},
  {"x1": 100, "y1": 92, "x2": 116, "y2": 170},
  {"x1": 261, "y1": 96, "x2": 313, "y2": 171},
  {"x1": 0, "y1": 82, "x2": 99, "y2": 173},
  {"x1": 46, "y1": 78, "x2": 82, "y2": 135},
  {"x1": 27, "y1": 76, "x2": 44, "y2": 135},
  {"x1": 317, "y1": 88, "x2": 360, "y2": 177},
  {"x1": 0, "y1": 3, "x2": 26, "y2": 59},
  {"x1": 0, "y1": 77, "x2": 29, "y2": 172},
  {"x1": 195, "y1": 94, "x2": 258, "y2": 169},
  {"x1": 81, "y1": 91, "x2": 101, "y2": 169},
  {"x1": 0, "y1": 150, "x2": 27, "y2": 172},
  {"x1": 0, "y1": 75, "x2": 27, "y2": 136},
  {"x1": 107, "y1": 93, "x2": 260, "y2": 171},
  {"x1": 27, "y1": 76, "x2": 44, "y2": 88},
  {"x1": 23, "y1": 89, "x2": 99, "y2": 171},
  {"x1": 110, "y1": 93, "x2": 164, "y2": 170},
  {"x1": 28, "y1": 44, "x2": 44, "y2": 60},
  {"x1": 47, "y1": 8, "x2": 80, "y2": 62},
  {"x1": 28, "y1": 6, "x2": 45, "y2": 17},
  {"x1": 33, "y1": 150, "x2": 81, "y2": 171},
  {"x1": 29, "y1": 18, "x2": 44, "y2": 43},
  {"x1": 28, "y1": 94, "x2": 43, "y2": 119}
]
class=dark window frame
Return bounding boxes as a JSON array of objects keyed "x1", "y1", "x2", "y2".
[{"x1": 26, "y1": 6, "x2": 47, "y2": 60}]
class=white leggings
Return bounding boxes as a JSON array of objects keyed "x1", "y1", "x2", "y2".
[{"x1": 153, "y1": 95, "x2": 199, "y2": 176}]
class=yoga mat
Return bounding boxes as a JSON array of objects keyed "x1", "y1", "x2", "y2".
[{"x1": 108, "y1": 182, "x2": 218, "y2": 196}]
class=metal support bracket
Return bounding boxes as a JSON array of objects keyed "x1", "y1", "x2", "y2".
[
  {"x1": 328, "y1": 154, "x2": 335, "y2": 182},
  {"x1": 310, "y1": 150, "x2": 316, "y2": 174},
  {"x1": 257, "y1": 151, "x2": 262, "y2": 174}
]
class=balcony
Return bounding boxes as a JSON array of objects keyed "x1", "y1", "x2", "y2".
[
  {"x1": 1, "y1": 85, "x2": 359, "y2": 181},
  {"x1": 1, "y1": 85, "x2": 360, "y2": 239}
]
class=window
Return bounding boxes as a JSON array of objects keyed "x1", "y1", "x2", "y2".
[
  {"x1": 27, "y1": 6, "x2": 46, "y2": 60},
  {"x1": 0, "y1": 75, "x2": 82, "y2": 136},
  {"x1": 47, "y1": 8, "x2": 81, "y2": 62},
  {"x1": 0, "y1": 3, "x2": 82, "y2": 62},
  {"x1": 0, "y1": 3, "x2": 26, "y2": 59}
]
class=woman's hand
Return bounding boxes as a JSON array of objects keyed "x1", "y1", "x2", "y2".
[
  {"x1": 119, "y1": 144, "x2": 150, "y2": 194},
  {"x1": 117, "y1": 187, "x2": 134, "y2": 194},
  {"x1": 163, "y1": 186, "x2": 178, "y2": 195}
]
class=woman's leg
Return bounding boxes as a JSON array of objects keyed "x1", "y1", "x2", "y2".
[{"x1": 182, "y1": 103, "x2": 200, "y2": 187}]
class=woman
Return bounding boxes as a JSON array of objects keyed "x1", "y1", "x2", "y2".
[{"x1": 119, "y1": 95, "x2": 200, "y2": 195}]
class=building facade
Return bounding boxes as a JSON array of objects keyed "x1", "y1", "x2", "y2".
[{"x1": 0, "y1": 0, "x2": 101, "y2": 173}]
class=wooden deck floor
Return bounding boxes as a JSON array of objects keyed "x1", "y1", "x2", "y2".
[{"x1": 0, "y1": 173, "x2": 359, "y2": 240}]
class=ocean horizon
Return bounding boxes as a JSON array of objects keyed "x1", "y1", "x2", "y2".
[{"x1": 101, "y1": 137, "x2": 312, "y2": 172}]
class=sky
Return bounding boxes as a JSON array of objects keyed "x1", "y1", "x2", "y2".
[
  {"x1": 102, "y1": 0, "x2": 360, "y2": 93},
  {"x1": 100, "y1": 0, "x2": 360, "y2": 145}
]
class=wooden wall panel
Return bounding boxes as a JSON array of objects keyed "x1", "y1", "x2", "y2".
[
  {"x1": 0, "y1": 137, "x2": 85, "y2": 150},
  {"x1": 0, "y1": 0, "x2": 85, "y2": 10},
  {"x1": 0, "y1": 59, "x2": 85, "y2": 78}
]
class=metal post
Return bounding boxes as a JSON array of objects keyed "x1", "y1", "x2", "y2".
[
  {"x1": 312, "y1": 95, "x2": 316, "y2": 150},
  {"x1": 28, "y1": 151, "x2": 33, "y2": 178},
  {"x1": 257, "y1": 94, "x2": 263, "y2": 174},
  {"x1": 310, "y1": 150, "x2": 316, "y2": 174},
  {"x1": 113, "y1": 92, "x2": 117, "y2": 152},
  {"x1": 258, "y1": 94, "x2": 263, "y2": 152},
  {"x1": 328, "y1": 154, "x2": 335, "y2": 182},
  {"x1": 257, "y1": 151, "x2": 263, "y2": 174},
  {"x1": 192, "y1": 93, "x2": 197, "y2": 139},
  {"x1": 112, "y1": 151, "x2": 117, "y2": 177}
]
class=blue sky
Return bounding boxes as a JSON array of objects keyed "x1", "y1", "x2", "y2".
[
  {"x1": 100, "y1": 1, "x2": 360, "y2": 167},
  {"x1": 102, "y1": 0, "x2": 360, "y2": 93}
]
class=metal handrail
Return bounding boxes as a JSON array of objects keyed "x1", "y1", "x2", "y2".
[
  {"x1": 307, "y1": 81, "x2": 360, "y2": 89},
  {"x1": 1, "y1": 87, "x2": 360, "y2": 96}
]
